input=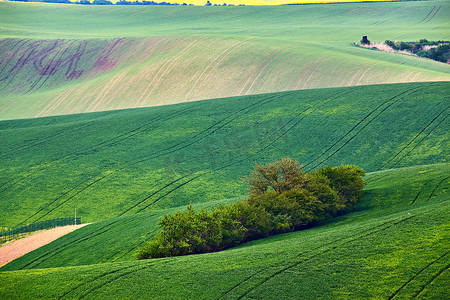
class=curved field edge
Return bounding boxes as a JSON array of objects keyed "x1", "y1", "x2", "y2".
[
  {"x1": 0, "y1": 163, "x2": 448, "y2": 299},
  {"x1": 0, "y1": 1, "x2": 449, "y2": 120},
  {"x1": 0, "y1": 82, "x2": 449, "y2": 227}
]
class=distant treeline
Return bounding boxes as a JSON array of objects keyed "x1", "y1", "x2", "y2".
[
  {"x1": 138, "y1": 158, "x2": 365, "y2": 259},
  {"x1": 9, "y1": 0, "x2": 246, "y2": 6},
  {"x1": 384, "y1": 39, "x2": 449, "y2": 63}
]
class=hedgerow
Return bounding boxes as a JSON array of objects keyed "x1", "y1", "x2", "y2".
[{"x1": 138, "y1": 158, "x2": 365, "y2": 259}]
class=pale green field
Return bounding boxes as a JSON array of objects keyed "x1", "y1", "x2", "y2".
[{"x1": 0, "y1": 1, "x2": 448, "y2": 120}]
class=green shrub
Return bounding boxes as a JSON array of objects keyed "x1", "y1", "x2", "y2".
[
  {"x1": 244, "y1": 157, "x2": 308, "y2": 198},
  {"x1": 138, "y1": 159, "x2": 365, "y2": 259},
  {"x1": 315, "y1": 165, "x2": 365, "y2": 212}
]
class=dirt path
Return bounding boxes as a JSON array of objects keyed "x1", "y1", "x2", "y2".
[{"x1": 0, "y1": 224, "x2": 89, "y2": 267}]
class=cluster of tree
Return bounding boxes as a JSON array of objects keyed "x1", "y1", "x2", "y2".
[
  {"x1": 138, "y1": 158, "x2": 365, "y2": 259},
  {"x1": 385, "y1": 39, "x2": 449, "y2": 63}
]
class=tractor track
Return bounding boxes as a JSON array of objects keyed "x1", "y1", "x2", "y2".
[
  {"x1": 305, "y1": 86, "x2": 422, "y2": 169},
  {"x1": 124, "y1": 90, "x2": 350, "y2": 214},
  {"x1": 383, "y1": 105, "x2": 449, "y2": 169},
  {"x1": 388, "y1": 250, "x2": 450, "y2": 299},
  {"x1": 391, "y1": 112, "x2": 449, "y2": 168},
  {"x1": 220, "y1": 215, "x2": 414, "y2": 299}
]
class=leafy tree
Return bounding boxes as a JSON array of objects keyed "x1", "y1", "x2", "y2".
[
  {"x1": 138, "y1": 158, "x2": 366, "y2": 259},
  {"x1": 244, "y1": 158, "x2": 308, "y2": 197}
]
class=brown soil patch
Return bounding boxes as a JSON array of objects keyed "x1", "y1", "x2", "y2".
[{"x1": 0, "y1": 224, "x2": 89, "y2": 267}]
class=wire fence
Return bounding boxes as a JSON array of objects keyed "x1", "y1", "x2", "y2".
[{"x1": 0, "y1": 217, "x2": 81, "y2": 244}]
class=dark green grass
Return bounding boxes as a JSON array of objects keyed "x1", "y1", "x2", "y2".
[
  {"x1": 0, "y1": 82, "x2": 449, "y2": 227},
  {"x1": 0, "y1": 163, "x2": 448, "y2": 299}
]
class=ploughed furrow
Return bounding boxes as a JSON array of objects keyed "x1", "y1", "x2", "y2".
[
  {"x1": 245, "y1": 49, "x2": 288, "y2": 95},
  {"x1": 104, "y1": 93, "x2": 282, "y2": 211},
  {"x1": 26, "y1": 40, "x2": 75, "y2": 94},
  {"x1": 135, "y1": 37, "x2": 208, "y2": 108},
  {"x1": 17, "y1": 177, "x2": 94, "y2": 226},
  {"x1": 305, "y1": 86, "x2": 422, "y2": 169},
  {"x1": 0, "y1": 39, "x2": 32, "y2": 81},
  {"x1": 0, "y1": 39, "x2": 30, "y2": 75},
  {"x1": 304, "y1": 87, "x2": 419, "y2": 168},
  {"x1": 190, "y1": 39, "x2": 251, "y2": 101},
  {"x1": 184, "y1": 39, "x2": 246, "y2": 103},
  {"x1": 383, "y1": 106, "x2": 449, "y2": 169},
  {"x1": 301, "y1": 57, "x2": 329, "y2": 90},
  {"x1": 0, "y1": 40, "x2": 42, "y2": 88},
  {"x1": 293, "y1": 56, "x2": 324, "y2": 90},
  {"x1": 77, "y1": 263, "x2": 155, "y2": 299},
  {"x1": 388, "y1": 250, "x2": 450, "y2": 300},
  {"x1": 410, "y1": 181, "x2": 430, "y2": 205},
  {"x1": 223, "y1": 216, "x2": 414, "y2": 299}
]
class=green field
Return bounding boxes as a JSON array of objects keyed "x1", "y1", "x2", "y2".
[
  {"x1": 0, "y1": 1, "x2": 449, "y2": 120},
  {"x1": 1, "y1": 82, "x2": 448, "y2": 228},
  {"x1": 1, "y1": 163, "x2": 448, "y2": 298},
  {"x1": 0, "y1": 1, "x2": 449, "y2": 298}
]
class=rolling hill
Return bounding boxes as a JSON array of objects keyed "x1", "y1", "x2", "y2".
[
  {"x1": 0, "y1": 1, "x2": 449, "y2": 120},
  {"x1": 1, "y1": 82, "x2": 448, "y2": 228},
  {"x1": 0, "y1": 162, "x2": 448, "y2": 298},
  {"x1": 0, "y1": 1, "x2": 449, "y2": 299}
]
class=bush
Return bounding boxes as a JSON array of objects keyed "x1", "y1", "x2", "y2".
[
  {"x1": 244, "y1": 157, "x2": 308, "y2": 197},
  {"x1": 315, "y1": 165, "x2": 365, "y2": 212},
  {"x1": 138, "y1": 159, "x2": 365, "y2": 259}
]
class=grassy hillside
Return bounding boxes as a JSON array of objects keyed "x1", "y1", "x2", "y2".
[
  {"x1": 0, "y1": 162, "x2": 448, "y2": 298},
  {"x1": 0, "y1": 82, "x2": 448, "y2": 228},
  {"x1": 0, "y1": 1, "x2": 448, "y2": 119},
  {"x1": 0, "y1": 197, "x2": 241, "y2": 270}
]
